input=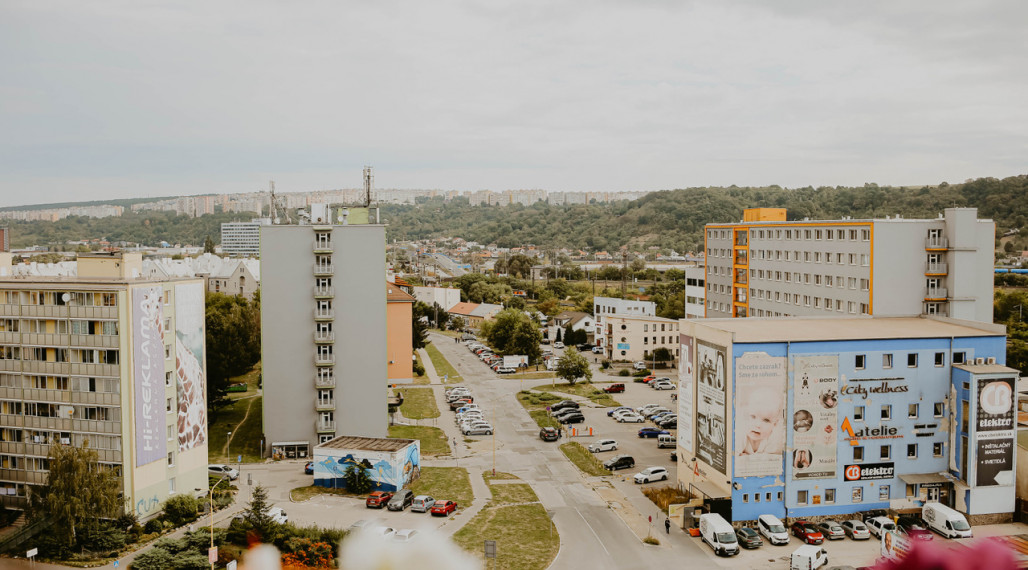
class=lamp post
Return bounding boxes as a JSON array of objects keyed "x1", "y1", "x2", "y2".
[
  {"x1": 201, "y1": 473, "x2": 230, "y2": 570},
  {"x1": 226, "y1": 431, "x2": 232, "y2": 464}
]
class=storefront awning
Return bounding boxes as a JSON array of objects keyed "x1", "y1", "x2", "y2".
[
  {"x1": 690, "y1": 480, "x2": 730, "y2": 499},
  {"x1": 899, "y1": 473, "x2": 951, "y2": 486}
]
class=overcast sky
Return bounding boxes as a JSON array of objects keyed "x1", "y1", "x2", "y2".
[{"x1": 1, "y1": 1, "x2": 1025, "y2": 207}]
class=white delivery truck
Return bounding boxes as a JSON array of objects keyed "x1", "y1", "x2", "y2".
[
  {"x1": 657, "y1": 434, "x2": 676, "y2": 448},
  {"x1": 699, "y1": 513, "x2": 739, "y2": 556},
  {"x1": 922, "y1": 503, "x2": 972, "y2": 538},
  {"x1": 791, "y1": 545, "x2": 828, "y2": 570}
]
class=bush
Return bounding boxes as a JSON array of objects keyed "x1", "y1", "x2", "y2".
[
  {"x1": 162, "y1": 494, "x2": 201, "y2": 526},
  {"x1": 144, "y1": 517, "x2": 164, "y2": 534},
  {"x1": 633, "y1": 369, "x2": 650, "y2": 377},
  {"x1": 600, "y1": 360, "x2": 611, "y2": 369},
  {"x1": 79, "y1": 523, "x2": 126, "y2": 552},
  {"x1": 643, "y1": 536, "x2": 660, "y2": 545},
  {"x1": 131, "y1": 547, "x2": 174, "y2": 570},
  {"x1": 413, "y1": 361, "x2": 426, "y2": 376},
  {"x1": 174, "y1": 552, "x2": 211, "y2": 570},
  {"x1": 618, "y1": 369, "x2": 630, "y2": 377},
  {"x1": 343, "y1": 465, "x2": 372, "y2": 494}
]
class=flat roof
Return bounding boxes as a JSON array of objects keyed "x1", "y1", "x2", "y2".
[
  {"x1": 693, "y1": 316, "x2": 1003, "y2": 344},
  {"x1": 316, "y1": 435, "x2": 415, "y2": 452}
]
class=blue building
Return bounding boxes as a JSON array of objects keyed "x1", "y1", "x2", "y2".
[{"x1": 676, "y1": 316, "x2": 1017, "y2": 524}]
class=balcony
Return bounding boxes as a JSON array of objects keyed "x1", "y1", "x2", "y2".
[
  {"x1": 925, "y1": 288, "x2": 948, "y2": 300},
  {"x1": 314, "y1": 352, "x2": 335, "y2": 366},
  {"x1": 925, "y1": 237, "x2": 949, "y2": 250},
  {"x1": 314, "y1": 286, "x2": 334, "y2": 299},
  {"x1": 314, "y1": 309, "x2": 334, "y2": 321},
  {"x1": 315, "y1": 374, "x2": 335, "y2": 388},
  {"x1": 313, "y1": 240, "x2": 333, "y2": 254},
  {"x1": 316, "y1": 420, "x2": 336, "y2": 433},
  {"x1": 313, "y1": 264, "x2": 334, "y2": 276},
  {"x1": 314, "y1": 331, "x2": 335, "y2": 343},
  {"x1": 925, "y1": 262, "x2": 948, "y2": 275},
  {"x1": 316, "y1": 399, "x2": 335, "y2": 412}
]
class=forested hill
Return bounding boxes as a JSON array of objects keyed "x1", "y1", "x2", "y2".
[{"x1": 3, "y1": 175, "x2": 1025, "y2": 251}]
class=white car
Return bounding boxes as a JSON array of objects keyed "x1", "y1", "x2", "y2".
[
  {"x1": 553, "y1": 342, "x2": 565, "y2": 349},
  {"x1": 633, "y1": 361, "x2": 646, "y2": 370},
  {"x1": 392, "y1": 529, "x2": 421, "y2": 543},
  {"x1": 652, "y1": 381, "x2": 675, "y2": 390},
  {"x1": 208, "y1": 464, "x2": 239, "y2": 480},
  {"x1": 617, "y1": 412, "x2": 645, "y2": 423},
  {"x1": 268, "y1": 507, "x2": 288, "y2": 524},
  {"x1": 592, "y1": 346, "x2": 604, "y2": 354},
  {"x1": 496, "y1": 367, "x2": 516, "y2": 374},
  {"x1": 587, "y1": 439, "x2": 618, "y2": 453},
  {"x1": 633, "y1": 467, "x2": 669, "y2": 484},
  {"x1": 866, "y1": 516, "x2": 896, "y2": 538}
]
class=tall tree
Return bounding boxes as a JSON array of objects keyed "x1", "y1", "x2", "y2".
[
  {"x1": 29, "y1": 442, "x2": 121, "y2": 547},
  {"x1": 555, "y1": 350, "x2": 592, "y2": 386},
  {"x1": 203, "y1": 235, "x2": 215, "y2": 253},
  {"x1": 485, "y1": 308, "x2": 542, "y2": 363},
  {"x1": 205, "y1": 292, "x2": 261, "y2": 417},
  {"x1": 242, "y1": 484, "x2": 277, "y2": 541}
]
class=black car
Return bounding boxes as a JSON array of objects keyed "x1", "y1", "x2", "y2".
[
  {"x1": 559, "y1": 413, "x2": 585, "y2": 424},
  {"x1": 603, "y1": 454, "x2": 635, "y2": 471},
  {"x1": 304, "y1": 461, "x2": 314, "y2": 475},
  {"x1": 539, "y1": 427, "x2": 559, "y2": 442},
  {"x1": 550, "y1": 400, "x2": 580, "y2": 413},
  {"x1": 736, "y1": 527, "x2": 763, "y2": 549},
  {"x1": 861, "y1": 509, "x2": 888, "y2": 523},
  {"x1": 577, "y1": 343, "x2": 594, "y2": 351}
]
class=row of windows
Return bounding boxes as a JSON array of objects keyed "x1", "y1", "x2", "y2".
[
  {"x1": 854, "y1": 402, "x2": 945, "y2": 421},
  {"x1": 707, "y1": 227, "x2": 871, "y2": 242},
  {"x1": 641, "y1": 323, "x2": 676, "y2": 333},
  {"x1": 854, "y1": 352, "x2": 955, "y2": 370},
  {"x1": 747, "y1": 249, "x2": 872, "y2": 266},
  {"x1": 852, "y1": 442, "x2": 943, "y2": 462},
  {"x1": 0, "y1": 347, "x2": 121, "y2": 364},
  {"x1": 748, "y1": 270, "x2": 870, "y2": 291},
  {"x1": 0, "y1": 374, "x2": 120, "y2": 393},
  {"x1": 0, "y1": 400, "x2": 121, "y2": 421},
  {"x1": 0, "y1": 291, "x2": 119, "y2": 307},
  {"x1": 0, "y1": 428, "x2": 121, "y2": 450},
  {"x1": 0, "y1": 319, "x2": 119, "y2": 335},
  {"x1": 749, "y1": 290, "x2": 866, "y2": 314}
]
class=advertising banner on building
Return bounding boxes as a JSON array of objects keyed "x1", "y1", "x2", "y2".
[
  {"x1": 133, "y1": 286, "x2": 167, "y2": 467},
  {"x1": 175, "y1": 283, "x2": 208, "y2": 452},
  {"x1": 791, "y1": 355, "x2": 838, "y2": 479},
  {"x1": 975, "y1": 376, "x2": 1016, "y2": 487},
  {"x1": 678, "y1": 334, "x2": 695, "y2": 454},
  {"x1": 696, "y1": 339, "x2": 727, "y2": 475},
  {"x1": 734, "y1": 352, "x2": 786, "y2": 477},
  {"x1": 844, "y1": 462, "x2": 895, "y2": 481}
]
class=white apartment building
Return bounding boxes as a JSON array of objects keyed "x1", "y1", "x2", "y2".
[
  {"x1": 683, "y1": 265, "x2": 705, "y2": 319},
  {"x1": 411, "y1": 286, "x2": 461, "y2": 312},
  {"x1": 221, "y1": 220, "x2": 270, "y2": 257},
  {"x1": 593, "y1": 296, "x2": 657, "y2": 354},
  {"x1": 598, "y1": 314, "x2": 680, "y2": 364},
  {"x1": 704, "y1": 207, "x2": 994, "y2": 322}
]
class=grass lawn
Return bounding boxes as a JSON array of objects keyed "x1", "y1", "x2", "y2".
[
  {"x1": 226, "y1": 364, "x2": 262, "y2": 400},
  {"x1": 454, "y1": 476, "x2": 558, "y2": 570},
  {"x1": 290, "y1": 485, "x2": 362, "y2": 502},
  {"x1": 397, "y1": 387, "x2": 440, "y2": 419},
  {"x1": 489, "y1": 483, "x2": 539, "y2": 505},
  {"x1": 559, "y1": 442, "x2": 609, "y2": 477},
  {"x1": 409, "y1": 466, "x2": 474, "y2": 507},
  {"x1": 516, "y1": 390, "x2": 563, "y2": 410},
  {"x1": 509, "y1": 371, "x2": 556, "y2": 380},
  {"x1": 528, "y1": 410, "x2": 559, "y2": 429},
  {"x1": 425, "y1": 342, "x2": 462, "y2": 383},
  {"x1": 543, "y1": 383, "x2": 622, "y2": 408},
  {"x1": 413, "y1": 352, "x2": 430, "y2": 385},
  {"x1": 209, "y1": 365, "x2": 264, "y2": 463},
  {"x1": 483, "y1": 471, "x2": 518, "y2": 482},
  {"x1": 388, "y1": 425, "x2": 451, "y2": 456}
]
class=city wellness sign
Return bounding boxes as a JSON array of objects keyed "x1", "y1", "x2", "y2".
[{"x1": 840, "y1": 376, "x2": 910, "y2": 399}]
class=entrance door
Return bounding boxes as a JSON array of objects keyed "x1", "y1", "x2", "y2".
[{"x1": 926, "y1": 487, "x2": 940, "y2": 502}]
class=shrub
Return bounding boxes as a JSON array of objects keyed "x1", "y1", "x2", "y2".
[
  {"x1": 162, "y1": 494, "x2": 201, "y2": 526},
  {"x1": 643, "y1": 536, "x2": 660, "y2": 545},
  {"x1": 343, "y1": 465, "x2": 372, "y2": 494},
  {"x1": 174, "y1": 552, "x2": 211, "y2": 570},
  {"x1": 131, "y1": 547, "x2": 175, "y2": 570},
  {"x1": 601, "y1": 360, "x2": 611, "y2": 369},
  {"x1": 618, "y1": 369, "x2": 630, "y2": 377},
  {"x1": 633, "y1": 369, "x2": 650, "y2": 377},
  {"x1": 143, "y1": 517, "x2": 164, "y2": 534},
  {"x1": 79, "y1": 523, "x2": 126, "y2": 552},
  {"x1": 413, "y1": 361, "x2": 425, "y2": 376}
]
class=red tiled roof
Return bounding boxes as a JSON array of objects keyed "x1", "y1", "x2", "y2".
[
  {"x1": 386, "y1": 281, "x2": 415, "y2": 302},
  {"x1": 448, "y1": 302, "x2": 478, "y2": 316}
]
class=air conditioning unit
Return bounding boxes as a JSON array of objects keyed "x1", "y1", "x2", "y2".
[
  {"x1": 975, "y1": 357, "x2": 985, "y2": 365},
  {"x1": 986, "y1": 357, "x2": 997, "y2": 364}
]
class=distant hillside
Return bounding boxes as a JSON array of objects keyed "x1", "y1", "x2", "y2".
[
  {"x1": 2, "y1": 175, "x2": 1025, "y2": 251},
  {"x1": 0, "y1": 195, "x2": 189, "y2": 212}
]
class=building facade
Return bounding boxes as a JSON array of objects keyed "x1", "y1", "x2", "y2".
[
  {"x1": 220, "y1": 221, "x2": 268, "y2": 257},
  {"x1": 599, "y1": 314, "x2": 680, "y2": 365},
  {"x1": 677, "y1": 316, "x2": 1016, "y2": 524},
  {"x1": 0, "y1": 252, "x2": 209, "y2": 519},
  {"x1": 261, "y1": 215, "x2": 387, "y2": 458},
  {"x1": 386, "y1": 282, "x2": 414, "y2": 383},
  {"x1": 704, "y1": 207, "x2": 994, "y2": 322},
  {"x1": 593, "y1": 296, "x2": 657, "y2": 354},
  {"x1": 683, "y1": 265, "x2": 705, "y2": 319},
  {"x1": 411, "y1": 286, "x2": 461, "y2": 313}
]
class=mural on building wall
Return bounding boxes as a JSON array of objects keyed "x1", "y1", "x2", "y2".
[
  {"x1": 313, "y1": 442, "x2": 421, "y2": 492},
  {"x1": 696, "y1": 339, "x2": 727, "y2": 474},
  {"x1": 735, "y1": 352, "x2": 786, "y2": 477},
  {"x1": 175, "y1": 283, "x2": 207, "y2": 451},
  {"x1": 132, "y1": 286, "x2": 166, "y2": 467},
  {"x1": 792, "y1": 355, "x2": 838, "y2": 479},
  {"x1": 678, "y1": 335, "x2": 695, "y2": 454},
  {"x1": 975, "y1": 376, "x2": 1015, "y2": 487}
]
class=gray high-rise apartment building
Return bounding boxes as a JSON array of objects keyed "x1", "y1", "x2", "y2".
[
  {"x1": 260, "y1": 208, "x2": 386, "y2": 458},
  {"x1": 220, "y1": 220, "x2": 268, "y2": 257},
  {"x1": 704, "y1": 207, "x2": 993, "y2": 322}
]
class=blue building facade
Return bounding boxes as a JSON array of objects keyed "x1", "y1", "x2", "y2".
[{"x1": 677, "y1": 317, "x2": 1016, "y2": 524}]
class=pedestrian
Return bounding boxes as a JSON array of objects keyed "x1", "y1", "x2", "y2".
[{"x1": 665, "y1": 518, "x2": 671, "y2": 534}]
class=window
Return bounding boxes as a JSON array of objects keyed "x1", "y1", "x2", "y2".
[
  {"x1": 934, "y1": 352, "x2": 945, "y2": 367},
  {"x1": 166, "y1": 371, "x2": 173, "y2": 387},
  {"x1": 906, "y1": 484, "x2": 916, "y2": 498},
  {"x1": 166, "y1": 398, "x2": 172, "y2": 412},
  {"x1": 909, "y1": 403, "x2": 918, "y2": 418},
  {"x1": 883, "y1": 354, "x2": 893, "y2": 368},
  {"x1": 754, "y1": 493, "x2": 760, "y2": 502},
  {"x1": 852, "y1": 487, "x2": 863, "y2": 503},
  {"x1": 766, "y1": 492, "x2": 772, "y2": 502},
  {"x1": 879, "y1": 485, "x2": 890, "y2": 501},
  {"x1": 798, "y1": 490, "x2": 808, "y2": 505},
  {"x1": 777, "y1": 492, "x2": 783, "y2": 501},
  {"x1": 933, "y1": 442, "x2": 943, "y2": 457},
  {"x1": 907, "y1": 353, "x2": 918, "y2": 367},
  {"x1": 853, "y1": 446, "x2": 864, "y2": 461},
  {"x1": 881, "y1": 405, "x2": 892, "y2": 420},
  {"x1": 825, "y1": 488, "x2": 836, "y2": 504},
  {"x1": 934, "y1": 402, "x2": 944, "y2": 417},
  {"x1": 880, "y1": 445, "x2": 891, "y2": 460},
  {"x1": 855, "y1": 354, "x2": 866, "y2": 369},
  {"x1": 167, "y1": 451, "x2": 174, "y2": 466},
  {"x1": 743, "y1": 494, "x2": 749, "y2": 502},
  {"x1": 907, "y1": 444, "x2": 917, "y2": 458},
  {"x1": 953, "y1": 352, "x2": 966, "y2": 364},
  {"x1": 854, "y1": 406, "x2": 864, "y2": 421}
]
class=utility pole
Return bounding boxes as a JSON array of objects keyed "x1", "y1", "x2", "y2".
[{"x1": 621, "y1": 249, "x2": 628, "y2": 298}]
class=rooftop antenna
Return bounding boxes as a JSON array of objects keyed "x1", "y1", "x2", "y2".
[{"x1": 363, "y1": 166, "x2": 374, "y2": 207}]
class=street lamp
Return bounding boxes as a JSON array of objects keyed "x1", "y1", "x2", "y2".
[
  {"x1": 226, "y1": 431, "x2": 232, "y2": 464},
  {"x1": 199, "y1": 473, "x2": 230, "y2": 570}
]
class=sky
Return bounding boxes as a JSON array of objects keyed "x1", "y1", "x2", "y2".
[{"x1": 1, "y1": 1, "x2": 1025, "y2": 207}]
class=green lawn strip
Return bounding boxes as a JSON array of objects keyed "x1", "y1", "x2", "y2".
[
  {"x1": 233, "y1": 395, "x2": 264, "y2": 462},
  {"x1": 388, "y1": 425, "x2": 451, "y2": 456},
  {"x1": 483, "y1": 471, "x2": 518, "y2": 482},
  {"x1": 408, "y1": 466, "x2": 474, "y2": 507},
  {"x1": 541, "y1": 383, "x2": 621, "y2": 408},
  {"x1": 209, "y1": 396, "x2": 254, "y2": 463},
  {"x1": 516, "y1": 390, "x2": 563, "y2": 410},
  {"x1": 413, "y1": 353, "x2": 430, "y2": 384},
  {"x1": 528, "y1": 410, "x2": 559, "y2": 429},
  {"x1": 290, "y1": 485, "x2": 362, "y2": 502},
  {"x1": 425, "y1": 342, "x2": 462, "y2": 383},
  {"x1": 454, "y1": 503, "x2": 559, "y2": 570},
  {"x1": 397, "y1": 387, "x2": 440, "y2": 419},
  {"x1": 508, "y1": 371, "x2": 556, "y2": 380},
  {"x1": 559, "y1": 442, "x2": 610, "y2": 477},
  {"x1": 489, "y1": 483, "x2": 539, "y2": 505}
]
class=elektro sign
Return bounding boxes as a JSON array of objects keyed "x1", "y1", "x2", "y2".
[{"x1": 844, "y1": 462, "x2": 895, "y2": 481}]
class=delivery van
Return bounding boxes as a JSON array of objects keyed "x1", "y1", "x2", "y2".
[
  {"x1": 790, "y1": 545, "x2": 828, "y2": 570},
  {"x1": 699, "y1": 513, "x2": 739, "y2": 556},
  {"x1": 922, "y1": 503, "x2": 972, "y2": 539},
  {"x1": 757, "y1": 514, "x2": 790, "y2": 545},
  {"x1": 657, "y1": 434, "x2": 676, "y2": 448}
]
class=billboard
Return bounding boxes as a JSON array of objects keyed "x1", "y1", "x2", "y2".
[
  {"x1": 791, "y1": 355, "x2": 838, "y2": 479},
  {"x1": 734, "y1": 352, "x2": 786, "y2": 477},
  {"x1": 696, "y1": 339, "x2": 727, "y2": 475},
  {"x1": 175, "y1": 283, "x2": 208, "y2": 452},
  {"x1": 975, "y1": 376, "x2": 1015, "y2": 487},
  {"x1": 844, "y1": 462, "x2": 895, "y2": 481},
  {"x1": 133, "y1": 286, "x2": 167, "y2": 467},
  {"x1": 678, "y1": 335, "x2": 695, "y2": 454}
]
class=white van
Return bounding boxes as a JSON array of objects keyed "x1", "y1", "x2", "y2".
[
  {"x1": 790, "y1": 544, "x2": 828, "y2": 570},
  {"x1": 922, "y1": 503, "x2": 972, "y2": 538},
  {"x1": 657, "y1": 434, "x2": 676, "y2": 448},
  {"x1": 757, "y1": 514, "x2": 790, "y2": 545},
  {"x1": 699, "y1": 513, "x2": 739, "y2": 556}
]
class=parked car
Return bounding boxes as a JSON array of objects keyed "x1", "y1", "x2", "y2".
[
  {"x1": 464, "y1": 424, "x2": 494, "y2": 436},
  {"x1": 840, "y1": 519, "x2": 871, "y2": 540},
  {"x1": 553, "y1": 342, "x2": 565, "y2": 349},
  {"x1": 638, "y1": 427, "x2": 670, "y2": 438},
  {"x1": 757, "y1": 514, "x2": 790, "y2": 545},
  {"x1": 411, "y1": 495, "x2": 435, "y2": 513},
  {"x1": 392, "y1": 529, "x2": 420, "y2": 543},
  {"x1": 633, "y1": 466, "x2": 669, "y2": 484},
  {"x1": 539, "y1": 427, "x2": 559, "y2": 442},
  {"x1": 652, "y1": 381, "x2": 675, "y2": 390},
  {"x1": 641, "y1": 375, "x2": 657, "y2": 384},
  {"x1": 865, "y1": 516, "x2": 896, "y2": 538},
  {"x1": 633, "y1": 361, "x2": 646, "y2": 370},
  {"x1": 791, "y1": 520, "x2": 824, "y2": 544},
  {"x1": 592, "y1": 346, "x2": 604, "y2": 354},
  {"x1": 365, "y1": 491, "x2": 393, "y2": 509},
  {"x1": 268, "y1": 507, "x2": 288, "y2": 524},
  {"x1": 736, "y1": 527, "x2": 763, "y2": 549},
  {"x1": 304, "y1": 461, "x2": 314, "y2": 475},
  {"x1": 550, "y1": 400, "x2": 580, "y2": 413},
  {"x1": 816, "y1": 521, "x2": 846, "y2": 540},
  {"x1": 861, "y1": 509, "x2": 888, "y2": 523},
  {"x1": 387, "y1": 489, "x2": 415, "y2": 511},
  {"x1": 430, "y1": 500, "x2": 457, "y2": 516},
  {"x1": 577, "y1": 343, "x2": 594, "y2": 351},
  {"x1": 617, "y1": 412, "x2": 645, "y2": 423},
  {"x1": 603, "y1": 455, "x2": 635, "y2": 471},
  {"x1": 607, "y1": 406, "x2": 633, "y2": 417},
  {"x1": 604, "y1": 383, "x2": 625, "y2": 393},
  {"x1": 496, "y1": 366, "x2": 516, "y2": 374},
  {"x1": 450, "y1": 399, "x2": 473, "y2": 411},
  {"x1": 553, "y1": 407, "x2": 582, "y2": 420},
  {"x1": 587, "y1": 439, "x2": 618, "y2": 453},
  {"x1": 558, "y1": 413, "x2": 585, "y2": 424},
  {"x1": 896, "y1": 516, "x2": 933, "y2": 541},
  {"x1": 658, "y1": 420, "x2": 678, "y2": 430},
  {"x1": 208, "y1": 464, "x2": 239, "y2": 480}
]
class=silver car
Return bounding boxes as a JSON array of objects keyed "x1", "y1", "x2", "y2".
[
  {"x1": 464, "y1": 424, "x2": 494, "y2": 436},
  {"x1": 841, "y1": 519, "x2": 871, "y2": 540}
]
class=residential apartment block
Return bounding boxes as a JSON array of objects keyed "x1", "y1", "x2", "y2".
[
  {"x1": 593, "y1": 296, "x2": 656, "y2": 355},
  {"x1": 598, "y1": 314, "x2": 680, "y2": 365},
  {"x1": 220, "y1": 220, "x2": 269, "y2": 257},
  {"x1": 0, "y1": 252, "x2": 209, "y2": 520},
  {"x1": 683, "y1": 265, "x2": 705, "y2": 319},
  {"x1": 261, "y1": 207, "x2": 387, "y2": 459},
  {"x1": 704, "y1": 207, "x2": 994, "y2": 322}
]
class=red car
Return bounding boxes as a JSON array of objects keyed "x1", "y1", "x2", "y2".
[
  {"x1": 641, "y1": 375, "x2": 656, "y2": 383},
  {"x1": 365, "y1": 491, "x2": 393, "y2": 508},
  {"x1": 430, "y1": 500, "x2": 457, "y2": 516},
  {"x1": 604, "y1": 383, "x2": 625, "y2": 393},
  {"x1": 791, "y1": 520, "x2": 824, "y2": 544}
]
